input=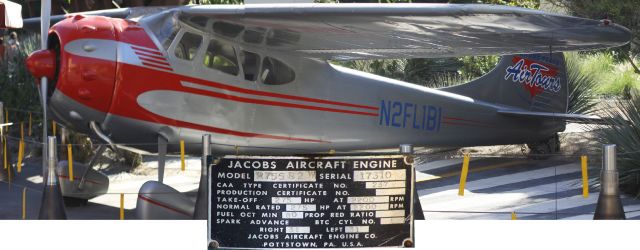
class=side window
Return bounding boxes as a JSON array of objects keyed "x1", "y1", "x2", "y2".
[
  {"x1": 243, "y1": 28, "x2": 265, "y2": 44},
  {"x1": 174, "y1": 32, "x2": 202, "y2": 61},
  {"x1": 203, "y1": 39, "x2": 239, "y2": 76},
  {"x1": 241, "y1": 51, "x2": 260, "y2": 81},
  {"x1": 261, "y1": 57, "x2": 295, "y2": 85},
  {"x1": 213, "y1": 21, "x2": 245, "y2": 38},
  {"x1": 151, "y1": 17, "x2": 179, "y2": 51}
]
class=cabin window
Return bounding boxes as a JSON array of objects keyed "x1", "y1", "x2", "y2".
[
  {"x1": 261, "y1": 57, "x2": 295, "y2": 85},
  {"x1": 187, "y1": 16, "x2": 208, "y2": 29},
  {"x1": 213, "y1": 21, "x2": 244, "y2": 38},
  {"x1": 241, "y1": 51, "x2": 260, "y2": 81},
  {"x1": 243, "y1": 28, "x2": 265, "y2": 44},
  {"x1": 154, "y1": 23, "x2": 179, "y2": 51},
  {"x1": 203, "y1": 39, "x2": 239, "y2": 76},
  {"x1": 266, "y1": 29, "x2": 301, "y2": 46},
  {"x1": 174, "y1": 32, "x2": 202, "y2": 61}
]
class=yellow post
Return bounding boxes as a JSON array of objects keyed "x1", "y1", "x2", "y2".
[
  {"x1": 458, "y1": 153, "x2": 470, "y2": 196},
  {"x1": 17, "y1": 140, "x2": 24, "y2": 173},
  {"x1": 581, "y1": 155, "x2": 589, "y2": 198},
  {"x1": 4, "y1": 108, "x2": 8, "y2": 124},
  {"x1": 20, "y1": 122, "x2": 24, "y2": 140},
  {"x1": 120, "y1": 193, "x2": 125, "y2": 220},
  {"x1": 22, "y1": 187, "x2": 26, "y2": 220},
  {"x1": 28, "y1": 112, "x2": 32, "y2": 136},
  {"x1": 180, "y1": 140, "x2": 185, "y2": 171},
  {"x1": 3, "y1": 136, "x2": 6, "y2": 170},
  {"x1": 511, "y1": 212, "x2": 518, "y2": 220},
  {"x1": 67, "y1": 144, "x2": 74, "y2": 182},
  {"x1": 52, "y1": 120, "x2": 57, "y2": 137}
]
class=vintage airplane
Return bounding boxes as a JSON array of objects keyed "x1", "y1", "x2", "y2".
[{"x1": 20, "y1": 3, "x2": 631, "y2": 219}]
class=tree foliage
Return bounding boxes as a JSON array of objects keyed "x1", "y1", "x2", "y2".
[{"x1": 547, "y1": 0, "x2": 640, "y2": 73}]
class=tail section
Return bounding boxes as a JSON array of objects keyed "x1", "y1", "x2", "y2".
[{"x1": 444, "y1": 53, "x2": 568, "y2": 113}]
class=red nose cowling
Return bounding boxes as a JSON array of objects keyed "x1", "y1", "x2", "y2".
[{"x1": 26, "y1": 49, "x2": 56, "y2": 81}]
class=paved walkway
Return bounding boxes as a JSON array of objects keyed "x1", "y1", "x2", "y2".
[{"x1": 416, "y1": 156, "x2": 640, "y2": 219}]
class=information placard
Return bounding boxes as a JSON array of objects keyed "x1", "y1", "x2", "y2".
[{"x1": 208, "y1": 155, "x2": 414, "y2": 248}]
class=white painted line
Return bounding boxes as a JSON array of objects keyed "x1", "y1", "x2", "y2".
[
  {"x1": 415, "y1": 158, "x2": 477, "y2": 172},
  {"x1": 418, "y1": 163, "x2": 581, "y2": 197}
]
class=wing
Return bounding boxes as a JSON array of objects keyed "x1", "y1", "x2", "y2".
[
  {"x1": 141, "y1": 3, "x2": 632, "y2": 60},
  {"x1": 21, "y1": 7, "x2": 170, "y2": 32}
]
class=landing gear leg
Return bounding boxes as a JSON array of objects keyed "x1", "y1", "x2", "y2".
[{"x1": 157, "y1": 135, "x2": 168, "y2": 183}]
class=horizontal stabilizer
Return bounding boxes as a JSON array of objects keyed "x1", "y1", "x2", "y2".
[{"x1": 497, "y1": 109, "x2": 602, "y2": 123}]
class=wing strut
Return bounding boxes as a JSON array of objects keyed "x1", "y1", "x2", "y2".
[{"x1": 157, "y1": 135, "x2": 168, "y2": 183}]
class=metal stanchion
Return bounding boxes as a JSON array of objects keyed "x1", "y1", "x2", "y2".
[
  {"x1": 38, "y1": 136, "x2": 67, "y2": 219},
  {"x1": 594, "y1": 144, "x2": 625, "y2": 220},
  {"x1": 194, "y1": 134, "x2": 211, "y2": 219},
  {"x1": 400, "y1": 144, "x2": 424, "y2": 221}
]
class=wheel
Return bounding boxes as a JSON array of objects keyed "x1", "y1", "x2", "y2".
[
  {"x1": 527, "y1": 134, "x2": 560, "y2": 159},
  {"x1": 63, "y1": 196, "x2": 88, "y2": 207}
]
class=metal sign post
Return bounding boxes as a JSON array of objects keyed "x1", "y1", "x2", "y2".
[
  {"x1": 594, "y1": 144, "x2": 625, "y2": 219},
  {"x1": 194, "y1": 134, "x2": 211, "y2": 219},
  {"x1": 38, "y1": 136, "x2": 67, "y2": 219}
]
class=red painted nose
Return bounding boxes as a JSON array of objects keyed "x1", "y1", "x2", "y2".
[{"x1": 26, "y1": 49, "x2": 57, "y2": 80}]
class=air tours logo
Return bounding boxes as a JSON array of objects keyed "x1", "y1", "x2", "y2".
[{"x1": 504, "y1": 57, "x2": 562, "y2": 98}]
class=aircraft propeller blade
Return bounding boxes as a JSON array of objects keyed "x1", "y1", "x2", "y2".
[{"x1": 40, "y1": 0, "x2": 51, "y2": 175}]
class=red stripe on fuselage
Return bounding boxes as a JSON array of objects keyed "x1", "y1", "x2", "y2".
[
  {"x1": 138, "y1": 194, "x2": 192, "y2": 217},
  {"x1": 180, "y1": 83, "x2": 379, "y2": 116},
  {"x1": 108, "y1": 62, "x2": 330, "y2": 143}
]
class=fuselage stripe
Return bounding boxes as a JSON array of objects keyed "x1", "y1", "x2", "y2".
[
  {"x1": 179, "y1": 83, "x2": 379, "y2": 117},
  {"x1": 134, "y1": 51, "x2": 168, "y2": 62},
  {"x1": 182, "y1": 79, "x2": 378, "y2": 112},
  {"x1": 141, "y1": 62, "x2": 173, "y2": 71},
  {"x1": 444, "y1": 116, "x2": 493, "y2": 126},
  {"x1": 131, "y1": 46, "x2": 163, "y2": 56},
  {"x1": 139, "y1": 57, "x2": 171, "y2": 66}
]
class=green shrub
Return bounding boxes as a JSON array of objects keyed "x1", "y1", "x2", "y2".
[
  {"x1": 593, "y1": 90, "x2": 640, "y2": 196},
  {"x1": 565, "y1": 52, "x2": 599, "y2": 115}
]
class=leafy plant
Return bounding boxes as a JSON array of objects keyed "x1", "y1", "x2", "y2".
[
  {"x1": 593, "y1": 89, "x2": 640, "y2": 196},
  {"x1": 565, "y1": 52, "x2": 599, "y2": 115}
]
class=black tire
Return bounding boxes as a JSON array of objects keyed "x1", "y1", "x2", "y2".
[
  {"x1": 63, "y1": 196, "x2": 89, "y2": 207},
  {"x1": 527, "y1": 134, "x2": 560, "y2": 159}
]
